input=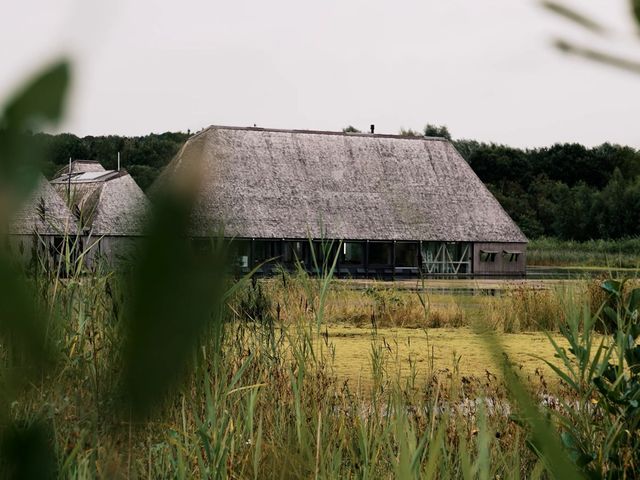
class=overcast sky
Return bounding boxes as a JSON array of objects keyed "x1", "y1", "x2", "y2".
[{"x1": 2, "y1": 0, "x2": 640, "y2": 147}]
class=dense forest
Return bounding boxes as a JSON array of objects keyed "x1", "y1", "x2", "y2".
[
  {"x1": 33, "y1": 131, "x2": 190, "y2": 191},
  {"x1": 32, "y1": 127, "x2": 640, "y2": 241}
]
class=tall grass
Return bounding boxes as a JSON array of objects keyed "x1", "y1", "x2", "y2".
[
  {"x1": 3, "y1": 263, "x2": 548, "y2": 478},
  {"x1": 483, "y1": 283, "x2": 586, "y2": 333},
  {"x1": 528, "y1": 237, "x2": 640, "y2": 268},
  {"x1": 7, "y1": 248, "x2": 640, "y2": 477},
  {"x1": 246, "y1": 273, "x2": 468, "y2": 329}
]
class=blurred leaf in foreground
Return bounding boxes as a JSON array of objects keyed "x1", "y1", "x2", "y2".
[
  {"x1": 0, "y1": 257, "x2": 50, "y2": 382},
  {"x1": 0, "y1": 421, "x2": 56, "y2": 480},
  {"x1": 632, "y1": 0, "x2": 640, "y2": 27},
  {"x1": 121, "y1": 150, "x2": 227, "y2": 417},
  {"x1": 554, "y1": 39, "x2": 640, "y2": 75},
  {"x1": 0, "y1": 59, "x2": 70, "y2": 381},
  {"x1": 541, "y1": 1, "x2": 606, "y2": 33},
  {"x1": 0, "y1": 59, "x2": 70, "y2": 478},
  {"x1": 542, "y1": 1, "x2": 640, "y2": 76},
  {"x1": 0, "y1": 60, "x2": 70, "y2": 208}
]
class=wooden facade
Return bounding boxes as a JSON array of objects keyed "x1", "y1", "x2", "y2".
[{"x1": 472, "y1": 242, "x2": 527, "y2": 276}]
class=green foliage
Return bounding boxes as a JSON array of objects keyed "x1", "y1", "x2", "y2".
[
  {"x1": 0, "y1": 60, "x2": 70, "y2": 200},
  {"x1": 424, "y1": 124, "x2": 452, "y2": 140},
  {"x1": 528, "y1": 237, "x2": 640, "y2": 267},
  {"x1": 342, "y1": 125, "x2": 361, "y2": 133},
  {"x1": 399, "y1": 124, "x2": 451, "y2": 139},
  {"x1": 541, "y1": 278, "x2": 640, "y2": 477},
  {"x1": 456, "y1": 140, "x2": 640, "y2": 240},
  {"x1": 0, "y1": 421, "x2": 56, "y2": 480},
  {"x1": 33, "y1": 131, "x2": 189, "y2": 191},
  {"x1": 120, "y1": 191, "x2": 228, "y2": 417},
  {"x1": 0, "y1": 60, "x2": 71, "y2": 480},
  {"x1": 633, "y1": 0, "x2": 640, "y2": 26},
  {"x1": 236, "y1": 277, "x2": 273, "y2": 324},
  {"x1": 126, "y1": 164, "x2": 161, "y2": 191},
  {"x1": 399, "y1": 127, "x2": 421, "y2": 137},
  {"x1": 480, "y1": 327, "x2": 582, "y2": 479}
]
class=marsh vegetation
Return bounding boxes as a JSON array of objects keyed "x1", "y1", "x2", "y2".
[{"x1": 1, "y1": 257, "x2": 639, "y2": 478}]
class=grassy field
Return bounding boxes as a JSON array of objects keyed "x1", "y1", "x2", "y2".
[{"x1": 528, "y1": 237, "x2": 640, "y2": 268}]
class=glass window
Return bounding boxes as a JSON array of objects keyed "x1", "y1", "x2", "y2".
[
  {"x1": 254, "y1": 240, "x2": 279, "y2": 264},
  {"x1": 368, "y1": 242, "x2": 392, "y2": 265},
  {"x1": 283, "y1": 241, "x2": 305, "y2": 265},
  {"x1": 480, "y1": 250, "x2": 497, "y2": 262},
  {"x1": 395, "y1": 242, "x2": 419, "y2": 267},
  {"x1": 342, "y1": 242, "x2": 365, "y2": 265},
  {"x1": 309, "y1": 240, "x2": 339, "y2": 266},
  {"x1": 230, "y1": 239, "x2": 250, "y2": 268},
  {"x1": 503, "y1": 251, "x2": 520, "y2": 262}
]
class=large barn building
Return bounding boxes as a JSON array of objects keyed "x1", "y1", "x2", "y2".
[{"x1": 155, "y1": 126, "x2": 527, "y2": 277}]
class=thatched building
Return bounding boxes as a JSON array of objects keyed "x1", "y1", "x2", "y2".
[
  {"x1": 154, "y1": 126, "x2": 528, "y2": 277},
  {"x1": 51, "y1": 162, "x2": 149, "y2": 265},
  {"x1": 6, "y1": 175, "x2": 78, "y2": 266}
]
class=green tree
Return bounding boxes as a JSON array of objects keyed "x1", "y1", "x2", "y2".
[{"x1": 423, "y1": 124, "x2": 452, "y2": 140}]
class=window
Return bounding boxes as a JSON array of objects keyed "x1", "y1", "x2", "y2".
[
  {"x1": 480, "y1": 250, "x2": 498, "y2": 262},
  {"x1": 254, "y1": 240, "x2": 279, "y2": 264},
  {"x1": 420, "y1": 242, "x2": 472, "y2": 274},
  {"x1": 311, "y1": 240, "x2": 340, "y2": 266},
  {"x1": 231, "y1": 240, "x2": 250, "y2": 269},
  {"x1": 503, "y1": 251, "x2": 520, "y2": 262},
  {"x1": 368, "y1": 242, "x2": 392, "y2": 265},
  {"x1": 342, "y1": 242, "x2": 364, "y2": 265},
  {"x1": 283, "y1": 241, "x2": 305, "y2": 265},
  {"x1": 395, "y1": 242, "x2": 419, "y2": 267}
]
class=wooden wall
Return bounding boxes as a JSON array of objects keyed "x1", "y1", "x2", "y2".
[{"x1": 472, "y1": 242, "x2": 526, "y2": 276}]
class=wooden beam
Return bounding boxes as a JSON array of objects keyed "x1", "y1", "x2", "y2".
[
  {"x1": 392, "y1": 241, "x2": 396, "y2": 281},
  {"x1": 365, "y1": 240, "x2": 369, "y2": 277},
  {"x1": 250, "y1": 238, "x2": 255, "y2": 270}
]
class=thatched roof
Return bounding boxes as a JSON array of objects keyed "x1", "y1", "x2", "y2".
[
  {"x1": 154, "y1": 126, "x2": 527, "y2": 243},
  {"x1": 54, "y1": 160, "x2": 106, "y2": 177},
  {"x1": 9, "y1": 176, "x2": 78, "y2": 235},
  {"x1": 51, "y1": 170, "x2": 149, "y2": 236}
]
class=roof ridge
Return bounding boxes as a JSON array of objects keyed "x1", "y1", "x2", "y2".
[{"x1": 196, "y1": 124, "x2": 451, "y2": 142}]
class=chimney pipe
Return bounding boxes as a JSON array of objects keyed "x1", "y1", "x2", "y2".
[
  {"x1": 370, "y1": 124, "x2": 375, "y2": 134},
  {"x1": 67, "y1": 157, "x2": 71, "y2": 201}
]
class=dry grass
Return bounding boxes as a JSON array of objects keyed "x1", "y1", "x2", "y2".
[
  {"x1": 241, "y1": 274, "x2": 597, "y2": 335},
  {"x1": 257, "y1": 275, "x2": 471, "y2": 329}
]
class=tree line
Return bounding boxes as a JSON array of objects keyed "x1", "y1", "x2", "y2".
[
  {"x1": 33, "y1": 131, "x2": 190, "y2": 191},
  {"x1": 31, "y1": 127, "x2": 640, "y2": 241},
  {"x1": 453, "y1": 139, "x2": 640, "y2": 240}
]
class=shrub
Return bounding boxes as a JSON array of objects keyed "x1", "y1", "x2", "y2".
[{"x1": 543, "y1": 278, "x2": 640, "y2": 477}]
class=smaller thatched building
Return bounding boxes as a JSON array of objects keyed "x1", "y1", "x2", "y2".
[
  {"x1": 6, "y1": 175, "x2": 78, "y2": 267},
  {"x1": 51, "y1": 161, "x2": 149, "y2": 266}
]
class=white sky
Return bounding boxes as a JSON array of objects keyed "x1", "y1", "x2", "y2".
[{"x1": 2, "y1": 0, "x2": 640, "y2": 147}]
